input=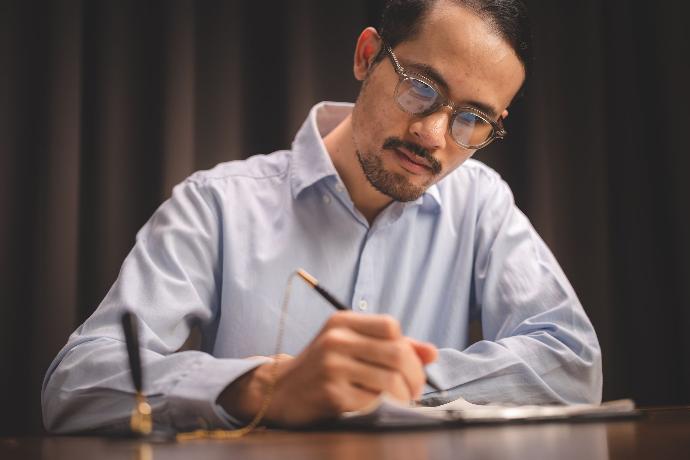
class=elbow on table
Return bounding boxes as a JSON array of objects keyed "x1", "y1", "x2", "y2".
[
  {"x1": 42, "y1": 378, "x2": 131, "y2": 435},
  {"x1": 41, "y1": 375, "x2": 72, "y2": 434},
  {"x1": 560, "y1": 341, "x2": 603, "y2": 405}
]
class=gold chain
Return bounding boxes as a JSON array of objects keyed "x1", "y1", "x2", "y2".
[{"x1": 176, "y1": 272, "x2": 296, "y2": 441}]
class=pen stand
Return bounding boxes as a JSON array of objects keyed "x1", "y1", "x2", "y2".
[{"x1": 130, "y1": 391, "x2": 153, "y2": 436}]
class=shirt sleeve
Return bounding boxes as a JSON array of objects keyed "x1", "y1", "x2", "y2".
[
  {"x1": 424, "y1": 172, "x2": 603, "y2": 406},
  {"x1": 42, "y1": 177, "x2": 267, "y2": 434}
]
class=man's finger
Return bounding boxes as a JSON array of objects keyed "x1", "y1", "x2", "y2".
[
  {"x1": 334, "y1": 354, "x2": 412, "y2": 402},
  {"x1": 324, "y1": 311, "x2": 402, "y2": 340},
  {"x1": 317, "y1": 328, "x2": 426, "y2": 397},
  {"x1": 406, "y1": 338, "x2": 438, "y2": 365},
  {"x1": 244, "y1": 353, "x2": 294, "y2": 361},
  {"x1": 271, "y1": 353, "x2": 294, "y2": 361}
]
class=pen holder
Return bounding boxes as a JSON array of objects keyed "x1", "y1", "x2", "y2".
[{"x1": 130, "y1": 391, "x2": 153, "y2": 435}]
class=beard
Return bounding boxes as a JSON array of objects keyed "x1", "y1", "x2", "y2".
[{"x1": 356, "y1": 137, "x2": 442, "y2": 202}]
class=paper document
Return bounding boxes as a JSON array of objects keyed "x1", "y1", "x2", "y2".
[{"x1": 338, "y1": 396, "x2": 637, "y2": 428}]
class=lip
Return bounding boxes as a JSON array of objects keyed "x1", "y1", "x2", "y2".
[{"x1": 392, "y1": 147, "x2": 433, "y2": 175}]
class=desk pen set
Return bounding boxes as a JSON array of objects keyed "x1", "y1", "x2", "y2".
[{"x1": 121, "y1": 312, "x2": 153, "y2": 436}]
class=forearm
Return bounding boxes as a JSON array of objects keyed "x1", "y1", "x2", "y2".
[
  {"x1": 422, "y1": 333, "x2": 602, "y2": 406},
  {"x1": 42, "y1": 337, "x2": 269, "y2": 433},
  {"x1": 460, "y1": 176, "x2": 602, "y2": 406}
]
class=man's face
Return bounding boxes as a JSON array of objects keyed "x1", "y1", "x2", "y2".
[{"x1": 351, "y1": 2, "x2": 526, "y2": 202}]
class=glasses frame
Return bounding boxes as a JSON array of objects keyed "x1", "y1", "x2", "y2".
[{"x1": 381, "y1": 43, "x2": 507, "y2": 150}]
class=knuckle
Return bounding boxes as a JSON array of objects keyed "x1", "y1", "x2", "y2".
[
  {"x1": 380, "y1": 315, "x2": 401, "y2": 338},
  {"x1": 387, "y1": 342, "x2": 407, "y2": 368},
  {"x1": 320, "y1": 328, "x2": 345, "y2": 349},
  {"x1": 324, "y1": 315, "x2": 341, "y2": 329},
  {"x1": 319, "y1": 354, "x2": 340, "y2": 375},
  {"x1": 326, "y1": 311, "x2": 353, "y2": 329}
]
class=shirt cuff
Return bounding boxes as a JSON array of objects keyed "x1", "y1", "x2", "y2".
[{"x1": 166, "y1": 354, "x2": 271, "y2": 430}]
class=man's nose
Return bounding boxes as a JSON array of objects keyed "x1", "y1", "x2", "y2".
[{"x1": 408, "y1": 109, "x2": 450, "y2": 151}]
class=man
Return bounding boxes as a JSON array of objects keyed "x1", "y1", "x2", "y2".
[{"x1": 43, "y1": 0, "x2": 602, "y2": 432}]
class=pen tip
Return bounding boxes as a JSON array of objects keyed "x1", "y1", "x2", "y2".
[{"x1": 296, "y1": 268, "x2": 318, "y2": 288}]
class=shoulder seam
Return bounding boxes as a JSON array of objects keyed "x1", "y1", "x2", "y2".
[
  {"x1": 186, "y1": 153, "x2": 291, "y2": 186},
  {"x1": 189, "y1": 171, "x2": 288, "y2": 184}
]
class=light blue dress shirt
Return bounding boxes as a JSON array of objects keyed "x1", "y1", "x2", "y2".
[{"x1": 42, "y1": 102, "x2": 602, "y2": 433}]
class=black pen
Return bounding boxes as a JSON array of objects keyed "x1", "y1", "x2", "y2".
[{"x1": 296, "y1": 268, "x2": 445, "y2": 395}]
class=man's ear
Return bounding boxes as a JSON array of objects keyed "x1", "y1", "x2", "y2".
[{"x1": 353, "y1": 27, "x2": 382, "y2": 81}]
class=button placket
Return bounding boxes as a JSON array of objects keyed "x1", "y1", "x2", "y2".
[{"x1": 351, "y1": 225, "x2": 382, "y2": 314}]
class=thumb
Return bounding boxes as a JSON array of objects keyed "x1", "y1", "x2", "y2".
[{"x1": 406, "y1": 337, "x2": 438, "y2": 365}]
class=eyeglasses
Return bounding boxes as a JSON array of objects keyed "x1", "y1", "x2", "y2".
[{"x1": 382, "y1": 43, "x2": 507, "y2": 150}]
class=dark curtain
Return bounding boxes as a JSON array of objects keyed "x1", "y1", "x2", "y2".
[{"x1": 1, "y1": 0, "x2": 688, "y2": 435}]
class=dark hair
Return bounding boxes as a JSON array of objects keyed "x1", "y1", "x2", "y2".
[{"x1": 378, "y1": 0, "x2": 532, "y2": 75}]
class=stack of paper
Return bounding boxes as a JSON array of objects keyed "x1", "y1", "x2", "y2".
[{"x1": 339, "y1": 396, "x2": 637, "y2": 428}]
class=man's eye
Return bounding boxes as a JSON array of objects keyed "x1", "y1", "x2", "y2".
[
  {"x1": 456, "y1": 112, "x2": 478, "y2": 126},
  {"x1": 409, "y1": 79, "x2": 437, "y2": 100}
]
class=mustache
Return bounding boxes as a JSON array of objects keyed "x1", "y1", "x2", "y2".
[{"x1": 382, "y1": 137, "x2": 442, "y2": 175}]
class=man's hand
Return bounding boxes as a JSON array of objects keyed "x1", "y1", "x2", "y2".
[{"x1": 217, "y1": 311, "x2": 438, "y2": 427}]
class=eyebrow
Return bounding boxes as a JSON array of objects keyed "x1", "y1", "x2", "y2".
[{"x1": 403, "y1": 60, "x2": 501, "y2": 119}]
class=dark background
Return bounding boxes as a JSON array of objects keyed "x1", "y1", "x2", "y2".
[{"x1": 1, "y1": 0, "x2": 689, "y2": 435}]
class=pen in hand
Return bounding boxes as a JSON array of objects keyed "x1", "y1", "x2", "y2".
[{"x1": 296, "y1": 268, "x2": 445, "y2": 396}]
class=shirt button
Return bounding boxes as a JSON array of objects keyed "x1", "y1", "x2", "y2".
[
  {"x1": 358, "y1": 299, "x2": 368, "y2": 311},
  {"x1": 322, "y1": 194, "x2": 332, "y2": 204},
  {"x1": 335, "y1": 183, "x2": 345, "y2": 193}
]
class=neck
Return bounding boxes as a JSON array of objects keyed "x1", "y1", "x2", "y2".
[{"x1": 323, "y1": 114, "x2": 392, "y2": 224}]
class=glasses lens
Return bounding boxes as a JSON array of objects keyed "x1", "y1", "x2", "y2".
[
  {"x1": 451, "y1": 111, "x2": 494, "y2": 148},
  {"x1": 396, "y1": 77, "x2": 440, "y2": 114}
]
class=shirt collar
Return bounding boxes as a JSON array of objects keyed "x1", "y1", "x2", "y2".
[
  {"x1": 289, "y1": 101, "x2": 347, "y2": 198},
  {"x1": 420, "y1": 185, "x2": 442, "y2": 211},
  {"x1": 289, "y1": 101, "x2": 443, "y2": 211}
]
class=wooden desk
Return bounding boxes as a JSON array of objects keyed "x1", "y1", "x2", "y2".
[{"x1": 2, "y1": 407, "x2": 689, "y2": 460}]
